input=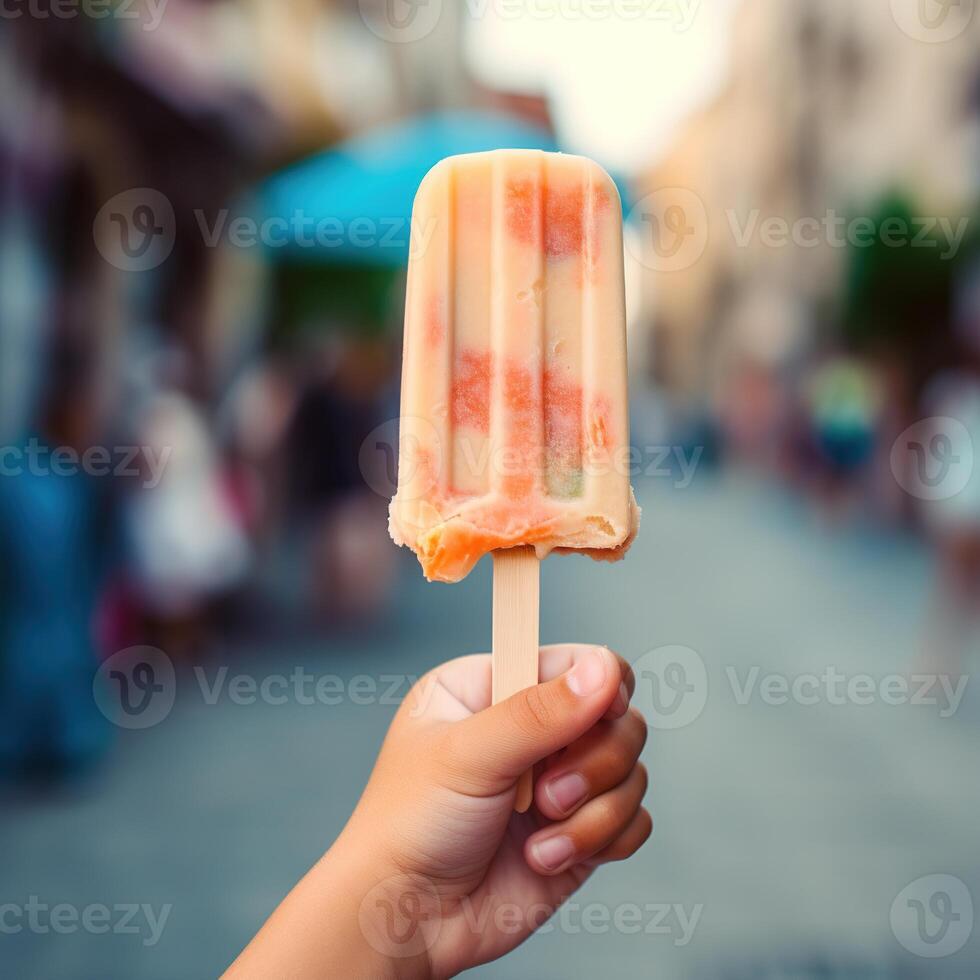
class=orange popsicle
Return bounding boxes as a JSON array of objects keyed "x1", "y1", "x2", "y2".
[{"x1": 390, "y1": 149, "x2": 639, "y2": 583}]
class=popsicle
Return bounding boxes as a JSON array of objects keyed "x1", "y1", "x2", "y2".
[{"x1": 389, "y1": 149, "x2": 639, "y2": 809}]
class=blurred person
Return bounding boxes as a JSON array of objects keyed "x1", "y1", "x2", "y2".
[
  {"x1": 918, "y1": 264, "x2": 980, "y2": 674},
  {"x1": 120, "y1": 351, "x2": 251, "y2": 655},
  {"x1": 716, "y1": 356, "x2": 785, "y2": 468},
  {"x1": 227, "y1": 645, "x2": 651, "y2": 978},
  {"x1": 218, "y1": 359, "x2": 297, "y2": 545},
  {"x1": 802, "y1": 353, "x2": 883, "y2": 522},
  {"x1": 0, "y1": 341, "x2": 113, "y2": 778},
  {"x1": 712, "y1": 286, "x2": 807, "y2": 473},
  {"x1": 284, "y1": 333, "x2": 396, "y2": 624}
]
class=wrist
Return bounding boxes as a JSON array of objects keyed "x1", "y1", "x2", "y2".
[
  {"x1": 316, "y1": 836, "x2": 437, "y2": 980},
  {"x1": 225, "y1": 833, "x2": 435, "y2": 980}
]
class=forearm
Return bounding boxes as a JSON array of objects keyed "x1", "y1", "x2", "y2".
[{"x1": 224, "y1": 836, "x2": 434, "y2": 980}]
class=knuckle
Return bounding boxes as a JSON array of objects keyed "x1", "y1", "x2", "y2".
[
  {"x1": 635, "y1": 763, "x2": 649, "y2": 798},
  {"x1": 586, "y1": 718, "x2": 646, "y2": 782},
  {"x1": 592, "y1": 744, "x2": 632, "y2": 783},
  {"x1": 625, "y1": 709, "x2": 649, "y2": 750},
  {"x1": 512, "y1": 684, "x2": 557, "y2": 736},
  {"x1": 638, "y1": 808, "x2": 654, "y2": 843},
  {"x1": 428, "y1": 727, "x2": 488, "y2": 793},
  {"x1": 590, "y1": 794, "x2": 622, "y2": 830},
  {"x1": 616, "y1": 812, "x2": 653, "y2": 861},
  {"x1": 430, "y1": 726, "x2": 464, "y2": 774},
  {"x1": 627, "y1": 705, "x2": 649, "y2": 731},
  {"x1": 621, "y1": 810, "x2": 654, "y2": 860}
]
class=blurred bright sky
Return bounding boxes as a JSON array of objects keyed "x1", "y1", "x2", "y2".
[{"x1": 465, "y1": 0, "x2": 742, "y2": 175}]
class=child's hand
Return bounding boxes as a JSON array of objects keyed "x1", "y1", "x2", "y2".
[{"x1": 227, "y1": 644, "x2": 651, "y2": 980}]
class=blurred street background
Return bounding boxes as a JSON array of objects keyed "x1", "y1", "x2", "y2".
[{"x1": 2, "y1": 1, "x2": 980, "y2": 977}]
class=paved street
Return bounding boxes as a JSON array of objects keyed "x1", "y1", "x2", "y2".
[{"x1": 2, "y1": 474, "x2": 979, "y2": 978}]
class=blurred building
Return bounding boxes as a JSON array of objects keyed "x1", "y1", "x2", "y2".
[{"x1": 637, "y1": 0, "x2": 980, "y2": 408}]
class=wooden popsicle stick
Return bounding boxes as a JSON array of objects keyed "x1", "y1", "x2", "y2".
[{"x1": 492, "y1": 546, "x2": 540, "y2": 813}]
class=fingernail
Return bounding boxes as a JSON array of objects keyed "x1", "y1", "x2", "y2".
[
  {"x1": 531, "y1": 835, "x2": 576, "y2": 872},
  {"x1": 612, "y1": 682, "x2": 629, "y2": 715},
  {"x1": 546, "y1": 772, "x2": 589, "y2": 814},
  {"x1": 567, "y1": 648, "x2": 607, "y2": 697}
]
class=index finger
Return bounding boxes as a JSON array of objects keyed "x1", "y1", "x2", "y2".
[{"x1": 424, "y1": 644, "x2": 633, "y2": 719}]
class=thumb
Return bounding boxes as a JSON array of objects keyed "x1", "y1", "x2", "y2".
[{"x1": 441, "y1": 646, "x2": 622, "y2": 795}]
